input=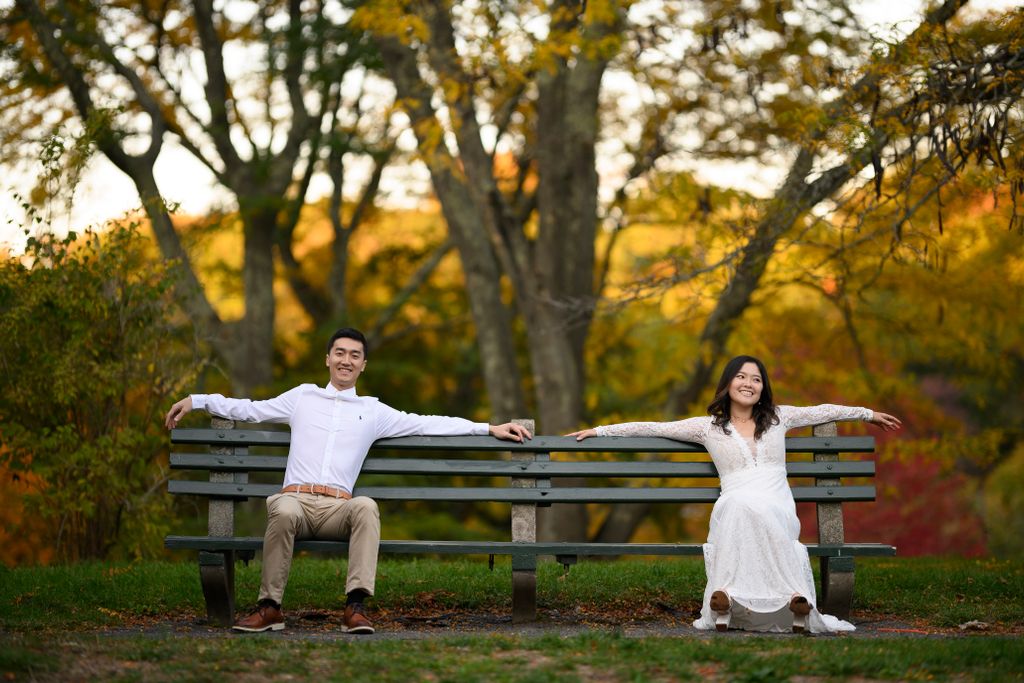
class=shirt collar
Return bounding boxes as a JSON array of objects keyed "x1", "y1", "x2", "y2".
[{"x1": 325, "y1": 383, "x2": 359, "y2": 398}]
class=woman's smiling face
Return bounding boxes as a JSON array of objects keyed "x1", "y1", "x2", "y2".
[{"x1": 728, "y1": 361, "x2": 763, "y2": 410}]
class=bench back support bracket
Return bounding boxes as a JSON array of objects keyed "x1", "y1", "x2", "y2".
[
  {"x1": 202, "y1": 416, "x2": 241, "y2": 625},
  {"x1": 813, "y1": 421, "x2": 854, "y2": 619},
  {"x1": 510, "y1": 418, "x2": 538, "y2": 623}
]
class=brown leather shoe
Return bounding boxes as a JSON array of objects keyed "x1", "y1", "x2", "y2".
[
  {"x1": 232, "y1": 603, "x2": 285, "y2": 632},
  {"x1": 342, "y1": 603, "x2": 374, "y2": 634}
]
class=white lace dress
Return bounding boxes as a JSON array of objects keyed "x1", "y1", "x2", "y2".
[{"x1": 595, "y1": 404, "x2": 872, "y2": 633}]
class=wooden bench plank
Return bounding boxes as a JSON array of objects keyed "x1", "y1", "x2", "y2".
[
  {"x1": 165, "y1": 536, "x2": 896, "y2": 557},
  {"x1": 504, "y1": 435, "x2": 876, "y2": 454},
  {"x1": 170, "y1": 429, "x2": 875, "y2": 454},
  {"x1": 171, "y1": 453, "x2": 289, "y2": 471},
  {"x1": 168, "y1": 480, "x2": 877, "y2": 503},
  {"x1": 170, "y1": 454, "x2": 876, "y2": 478}
]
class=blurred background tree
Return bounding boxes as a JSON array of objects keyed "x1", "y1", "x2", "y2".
[
  {"x1": 2, "y1": 0, "x2": 403, "y2": 394},
  {"x1": 1, "y1": 0, "x2": 1022, "y2": 559},
  {"x1": 358, "y1": 0, "x2": 1024, "y2": 540}
]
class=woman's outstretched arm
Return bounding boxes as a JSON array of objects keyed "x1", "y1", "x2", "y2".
[
  {"x1": 780, "y1": 404, "x2": 901, "y2": 431},
  {"x1": 568, "y1": 416, "x2": 710, "y2": 443},
  {"x1": 866, "y1": 411, "x2": 901, "y2": 431}
]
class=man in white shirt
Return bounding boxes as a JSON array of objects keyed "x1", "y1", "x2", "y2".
[{"x1": 165, "y1": 327, "x2": 531, "y2": 634}]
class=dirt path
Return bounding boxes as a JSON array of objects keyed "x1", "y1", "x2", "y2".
[{"x1": 97, "y1": 608, "x2": 1019, "y2": 641}]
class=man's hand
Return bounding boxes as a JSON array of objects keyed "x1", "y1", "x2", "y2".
[
  {"x1": 566, "y1": 428, "x2": 598, "y2": 441},
  {"x1": 165, "y1": 396, "x2": 194, "y2": 430},
  {"x1": 867, "y1": 411, "x2": 902, "y2": 432},
  {"x1": 489, "y1": 422, "x2": 533, "y2": 442}
]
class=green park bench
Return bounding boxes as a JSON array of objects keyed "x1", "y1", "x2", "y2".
[{"x1": 166, "y1": 418, "x2": 895, "y2": 626}]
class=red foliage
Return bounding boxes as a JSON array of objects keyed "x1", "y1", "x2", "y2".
[{"x1": 798, "y1": 453, "x2": 987, "y2": 556}]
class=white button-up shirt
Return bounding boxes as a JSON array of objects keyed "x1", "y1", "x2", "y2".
[{"x1": 192, "y1": 384, "x2": 489, "y2": 494}]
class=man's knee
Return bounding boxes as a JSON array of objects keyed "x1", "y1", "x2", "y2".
[
  {"x1": 348, "y1": 496, "x2": 379, "y2": 523},
  {"x1": 267, "y1": 494, "x2": 304, "y2": 529}
]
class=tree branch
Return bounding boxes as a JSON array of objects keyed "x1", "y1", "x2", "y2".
[{"x1": 365, "y1": 238, "x2": 455, "y2": 346}]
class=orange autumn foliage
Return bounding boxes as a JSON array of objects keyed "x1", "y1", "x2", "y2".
[{"x1": 0, "y1": 463, "x2": 54, "y2": 566}]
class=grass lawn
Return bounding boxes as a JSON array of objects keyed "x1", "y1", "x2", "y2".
[
  {"x1": 2, "y1": 631, "x2": 1021, "y2": 682},
  {"x1": 1, "y1": 556, "x2": 1022, "y2": 681}
]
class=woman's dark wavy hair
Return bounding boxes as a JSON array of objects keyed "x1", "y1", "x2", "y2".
[{"x1": 706, "y1": 355, "x2": 779, "y2": 439}]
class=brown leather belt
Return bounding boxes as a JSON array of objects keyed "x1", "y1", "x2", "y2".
[{"x1": 281, "y1": 484, "x2": 352, "y2": 499}]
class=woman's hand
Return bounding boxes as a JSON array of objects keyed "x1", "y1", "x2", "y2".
[
  {"x1": 566, "y1": 428, "x2": 598, "y2": 441},
  {"x1": 868, "y1": 411, "x2": 902, "y2": 431}
]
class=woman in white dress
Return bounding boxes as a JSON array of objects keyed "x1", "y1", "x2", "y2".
[{"x1": 569, "y1": 355, "x2": 901, "y2": 634}]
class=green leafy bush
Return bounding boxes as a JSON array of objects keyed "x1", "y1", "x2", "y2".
[{"x1": 0, "y1": 222, "x2": 198, "y2": 561}]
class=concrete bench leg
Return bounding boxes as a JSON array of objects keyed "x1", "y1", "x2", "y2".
[
  {"x1": 812, "y1": 421, "x2": 855, "y2": 621},
  {"x1": 511, "y1": 554, "x2": 537, "y2": 623},
  {"x1": 199, "y1": 551, "x2": 236, "y2": 626},
  {"x1": 819, "y1": 556, "x2": 855, "y2": 620}
]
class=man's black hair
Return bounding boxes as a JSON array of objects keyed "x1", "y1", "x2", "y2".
[{"x1": 326, "y1": 328, "x2": 368, "y2": 360}]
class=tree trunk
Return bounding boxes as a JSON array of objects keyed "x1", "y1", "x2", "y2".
[
  {"x1": 235, "y1": 204, "x2": 278, "y2": 393},
  {"x1": 371, "y1": 1, "x2": 618, "y2": 539},
  {"x1": 431, "y1": 175, "x2": 528, "y2": 422},
  {"x1": 133, "y1": 167, "x2": 226, "y2": 339},
  {"x1": 528, "y1": 5, "x2": 612, "y2": 541},
  {"x1": 374, "y1": 32, "x2": 527, "y2": 422}
]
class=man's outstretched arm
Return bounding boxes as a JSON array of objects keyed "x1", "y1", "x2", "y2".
[
  {"x1": 165, "y1": 396, "x2": 193, "y2": 429},
  {"x1": 164, "y1": 388, "x2": 302, "y2": 429}
]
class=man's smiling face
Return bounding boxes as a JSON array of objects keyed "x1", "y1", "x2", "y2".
[{"x1": 326, "y1": 337, "x2": 367, "y2": 391}]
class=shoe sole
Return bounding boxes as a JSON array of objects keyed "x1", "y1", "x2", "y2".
[
  {"x1": 232, "y1": 622, "x2": 285, "y2": 633},
  {"x1": 342, "y1": 625, "x2": 375, "y2": 634},
  {"x1": 790, "y1": 596, "x2": 812, "y2": 634},
  {"x1": 710, "y1": 591, "x2": 731, "y2": 632}
]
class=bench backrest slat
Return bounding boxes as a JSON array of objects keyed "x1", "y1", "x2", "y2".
[
  {"x1": 169, "y1": 453, "x2": 875, "y2": 478},
  {"x1": 169, "y1": 429, "x2": 874, "y2": 454},
  {"x1": 168, "y1": 480, "x2": 876, "y2": 503}
]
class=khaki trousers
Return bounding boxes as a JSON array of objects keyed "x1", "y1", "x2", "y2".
[{"x1": 258, "y1": 492, "x2": 380, "y2": 605}]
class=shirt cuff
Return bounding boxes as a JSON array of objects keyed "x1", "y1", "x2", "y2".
[
  {"x1": 475, "y1": 422, "x2": 490, "y2": 436},
  {"x1": 191, "y1": 394, "x2": 208, "y2": 411}
]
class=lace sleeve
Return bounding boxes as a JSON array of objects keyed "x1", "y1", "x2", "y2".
[
  {"x1": 594, "y1": 416, "x2": 710, "y2": 444},
  {"x1": 779, "y1": 404, "x2": 873, "y2": 430}
]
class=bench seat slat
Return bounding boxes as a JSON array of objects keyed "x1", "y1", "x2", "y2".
[
  {"x1": 165, "y1": 536, "x2": 895, "y2": 557},
  {"x1": 170, "y1": 429, "x2": 874, "y2": 454},
  {"x1": 170, "y1": 454, "x2": 876, "y2": 478},
  {"x1": 167, "y1": 480, "x2": 876, "y2": 503}
]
